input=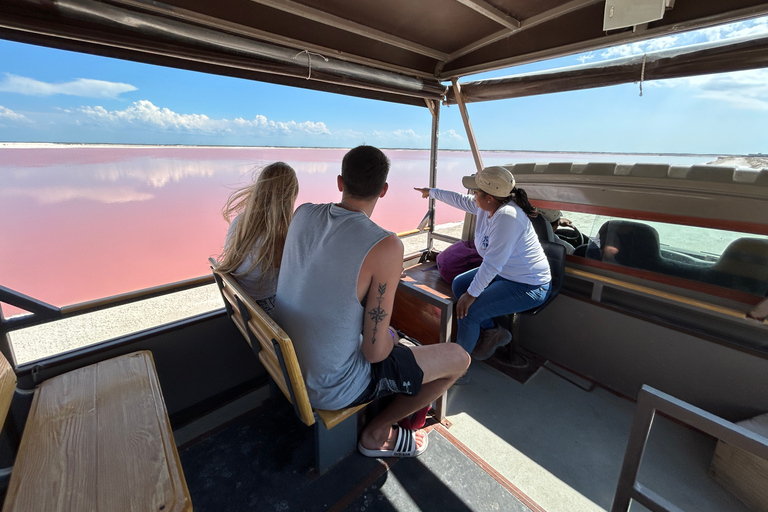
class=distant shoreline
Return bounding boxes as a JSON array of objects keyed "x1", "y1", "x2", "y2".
[{"x1": 0, "y1": 141, "x2": 736, "y2": 157}]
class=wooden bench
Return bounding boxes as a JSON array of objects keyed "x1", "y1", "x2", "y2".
[
  {"x1": 1, "y1": 350, "x2": 191, "y2": 512},
  {"x1": 210, "y1": 260, "x2": 366, "y2": 472}
]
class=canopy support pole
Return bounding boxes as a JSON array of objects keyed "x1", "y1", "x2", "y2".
[
  {"x1": 426, "y1": 98, "x2": 441, "y2": 254},
  {"x1": 452, "y1": 79, "x2": 482, "y2": 241}
]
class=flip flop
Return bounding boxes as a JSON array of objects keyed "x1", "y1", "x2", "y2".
[{"x1": 358, "y1": 425, "x2": 429, "y2": 458}]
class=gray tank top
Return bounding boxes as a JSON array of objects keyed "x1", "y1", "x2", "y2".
[{"x1": 272, "y1": 203, "x2": 392, "y2": 410}]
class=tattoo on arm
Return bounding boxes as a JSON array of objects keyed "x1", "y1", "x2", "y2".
[{"x1": 368, "y1": 283, "x2": 388, "y2": 345}]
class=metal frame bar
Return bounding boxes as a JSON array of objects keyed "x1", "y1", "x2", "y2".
[
  {"x1": 7, "y1": 0, "x2": 446, "y2": 100},
  {"x1": 452, "y1": 78, "x2": 482, "y2": 241},
  {"x1": 452, "y1": 0, "x2": 521, "y2": 30},
  {"x1": 1, "y1": 275, "x2": 214, "y2": 333},
  {"x1": 427, "y1": 98, "x2": 440, "y2": 254},
  {"x1": 248, "y1": 0, "x2": 450, "y2": 60},
  {"x1": 444, "y1": 0, "x2": 601, "y2": 67},
  {"x1": 445, "y1": 4, "x2": 768, "y2": 78},
  {"x1": 109, "y1": 0, "x2": 438, "y2": 79},
  {"x1": 611, "y1": 384, "x2": 768, "y2": 512}
]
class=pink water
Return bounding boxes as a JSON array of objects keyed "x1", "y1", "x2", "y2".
[{"x1": 0, "y1": 146, "x2": 707, "y2": 315}]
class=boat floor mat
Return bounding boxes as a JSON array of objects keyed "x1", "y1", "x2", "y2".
[{"x1": 180, "y1": 397, "x2": 541, "y2": 511}]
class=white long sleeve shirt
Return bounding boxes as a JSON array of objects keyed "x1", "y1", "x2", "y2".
[{"x1": 430, "y1": 189, "x2": 551, "y2": 297}]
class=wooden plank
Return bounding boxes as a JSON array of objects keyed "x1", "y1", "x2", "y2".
[
  {"x1": 316, "y1": 404, "x2": 367, "y2": 430},
  {"x1": 392, "y1": 292, "x2": 443, "y2": 345},
  {"x1": 0, "y1": 351, "x2": 16, "y2": 433},
  {"x1": 3, "y1": 351, "x2": 191, "y2": 512},
  {"x1": 710, "y1": 413, "x2": 768, "y2": 512}
]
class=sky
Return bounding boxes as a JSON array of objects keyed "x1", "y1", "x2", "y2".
[{"x1": 0, "y1": 16, "x2": 767, "y2": 155}]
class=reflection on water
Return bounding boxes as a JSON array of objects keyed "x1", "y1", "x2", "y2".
[{"x1": 0, "y1": 146, "x2": 713, "y2": 315}]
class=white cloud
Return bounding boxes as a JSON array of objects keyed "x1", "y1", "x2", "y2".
[
  {"x1": 0, "y1": 74, "x2": 137, "y2": 99},
  {"x1": 370, "y1": 129, "x2": 427, "y2": 143},
  {"x1": 0, "y1": 186, "x2": 153, "y2": 204},
  {"x1": 232, "y1": 114, "x2": 330, "y2": 135},
  {"x1": 656, "y1": 68, "x2": 768, "y2": 110},
  {"x1": 0, "y1": 105, "x2": 28, "y2": 121},
  {"x1": 577, "y1": 53, "x2": 595, "y2": 64},
  {"x1": 75, "y1": 100, "x2": 331, "y2": 137},
  {"x1": 78, "y1": 100, "x2": 221, "y2": 131},
  {"x1": 440, "y1": 129, "x2": 464, "y2": 142},
  {"x1": 598, "y1": 16, "x2": 768, "y2": 60}
]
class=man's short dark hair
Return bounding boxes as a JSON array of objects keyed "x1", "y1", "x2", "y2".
[{"x1": 341, "y1": 145, "x2": 390, "y2": 199}]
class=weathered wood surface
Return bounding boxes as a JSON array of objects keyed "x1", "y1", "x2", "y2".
[
  {"x1": 0, "y1": 351, "x2": 16, "y2": 433},
  {"x1": 212, "y1": 262, "x2": 366, "y2": 430},
  {"x1": 394, "y1": 262, "x2": 455, "y2": 346},
  {"x1": 710, "y1": 413, "x2": 768, "y2": 512},
  {"x1": 2, "y1": 351, "x2": 191, "y2": 512}
]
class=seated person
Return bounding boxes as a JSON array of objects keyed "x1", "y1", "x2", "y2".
[
  {"x1": 273, "y1": 146, "x2": 469, "y2": 458},
  {"x1": 538, "y1": 208, "x2": 575, "y2": 255},
  {"x1": 415, "y1": 167, "x2": 551, "y2": 364},
  {"x1": 218, "y1": 162, "x2": 299, "y2": 316}
]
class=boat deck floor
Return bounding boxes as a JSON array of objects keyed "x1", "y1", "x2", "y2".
[{"x1": 178, "y1": 357, "x2": 754, "y2": 512}]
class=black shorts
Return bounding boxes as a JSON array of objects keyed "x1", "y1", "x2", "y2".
[{"x1": 347, "y1": 345, "x2": 424, "y2": 407}]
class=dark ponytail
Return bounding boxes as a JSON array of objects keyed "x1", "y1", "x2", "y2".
[{"x1": 495, "y1": 186, "x2": 535, "y2": 215}]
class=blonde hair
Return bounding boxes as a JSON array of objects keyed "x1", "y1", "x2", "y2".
[{"x1": 218, "y1": 162, "x2": 299, "y2": 276}]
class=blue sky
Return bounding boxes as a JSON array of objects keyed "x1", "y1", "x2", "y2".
[{"x1": 0, "y1": 16, "x2": 766, "y2": 154}]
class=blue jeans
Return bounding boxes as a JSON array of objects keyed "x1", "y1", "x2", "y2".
[{"x1": 452, "y1": 269, "x2": 551, "y2": 353}]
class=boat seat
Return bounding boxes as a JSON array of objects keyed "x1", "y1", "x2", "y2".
[
  {"x1": 1, "y1": 351, "x2": 191, "y2": 512},
  {"x1": 707, "y1": 237, "x2": 768, "y2": 296},
  {"x1": 596, "y1": 220, "x2": 707, "y2": 282},
  {"x1": 506, "y1": 240, "x2": 567, "y2": 365},
  {"x1": 530, "y1": 212, "x2": 555, "y2": 242},
  {"x1": 210, "y1": 259, "x2": 366, "y2": 472},
  {"x1": 523, "y1": 240, "x2": 567, "y2": 316}
]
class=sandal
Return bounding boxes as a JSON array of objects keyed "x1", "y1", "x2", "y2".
[{"x1": 358, "y1": 425, "x2": 429, "y2": 458}]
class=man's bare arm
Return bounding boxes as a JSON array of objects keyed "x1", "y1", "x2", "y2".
[{"x1": 360, "y1": 234, "x2": 404, "y2": 363}]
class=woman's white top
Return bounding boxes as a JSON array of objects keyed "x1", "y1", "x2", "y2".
[
  {"x1": 430, "y1": 189, "x2": 551, "y2": 296},
  {"x1": 224, "y1": 214, "x2": 278, "y2": 300}
]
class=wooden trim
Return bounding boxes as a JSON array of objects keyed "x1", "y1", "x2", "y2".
[
  {"x1": 435, "y1": 424, "x2": 547, "y2": 512},
  {"x1": 61, "y1": 275, "x2": 214, "y2": 315},
  {"x1": 531, "y1": 200, "x2": 768, "y2": 236},
  {"x1": 0, "y1": 351, "x2": 16, "y2": 434},
  {"x1": 570, "y1": 256, "x2": 766, "y2": 306},
  {"x1": 566, "y1": 267, "x2": 767, "y2": 325}
]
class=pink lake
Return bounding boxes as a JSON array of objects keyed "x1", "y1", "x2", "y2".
[{"x1": 0, "y1": 146, "x2": 709, "y2": 315}]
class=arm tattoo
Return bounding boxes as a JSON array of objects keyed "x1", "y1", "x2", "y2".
[{"x1": 368, "y1": 283, "x2": 388, "y2": 345}]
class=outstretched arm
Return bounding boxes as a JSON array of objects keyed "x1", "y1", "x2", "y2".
[
  {"x1": 359, "y1": 234, "x2": 405, "y2": 363},
  {"x1": 415, "y1": 187, "x2": 478, "y2": 214}
]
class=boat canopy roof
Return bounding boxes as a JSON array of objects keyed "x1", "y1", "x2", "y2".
[{"x1": 2, "y1": 0, "x2": 768, "y2": 106}]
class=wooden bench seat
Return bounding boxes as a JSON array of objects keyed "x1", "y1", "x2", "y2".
[
  {"x1": 210, "y1": 260, "x2": 366, "y2": 471},
  {"x1": 1, "y1": 351, "x2": 191, "y2": 512}
]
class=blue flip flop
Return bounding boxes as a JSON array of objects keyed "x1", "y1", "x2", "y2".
[{"x1": 358, "y1": 425, "x2": 429, "y2": 458}]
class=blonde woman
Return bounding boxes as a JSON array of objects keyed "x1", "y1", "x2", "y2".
[{"x1": 219, "y1": 162, "x2": 299, "y2": 316}]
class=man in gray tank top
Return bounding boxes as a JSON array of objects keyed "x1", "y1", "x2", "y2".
[{"x1": 273, "y1": 146, "x2": 470, "y2": 458}]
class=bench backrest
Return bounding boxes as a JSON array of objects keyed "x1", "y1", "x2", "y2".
[
  {"x1": 0, "y1": 351, "x2": 17, "y2": 435},
  {"x1": 210, "y1": 259, "x2": 315, "y2": 427}
]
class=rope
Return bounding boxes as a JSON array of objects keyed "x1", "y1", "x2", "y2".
[
  {"x1": 293, "y1": 50, "x2": 329, "y2": 80},
  {"x1": 639, "y1": 53, "x2": 646, "y2": 97}
]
